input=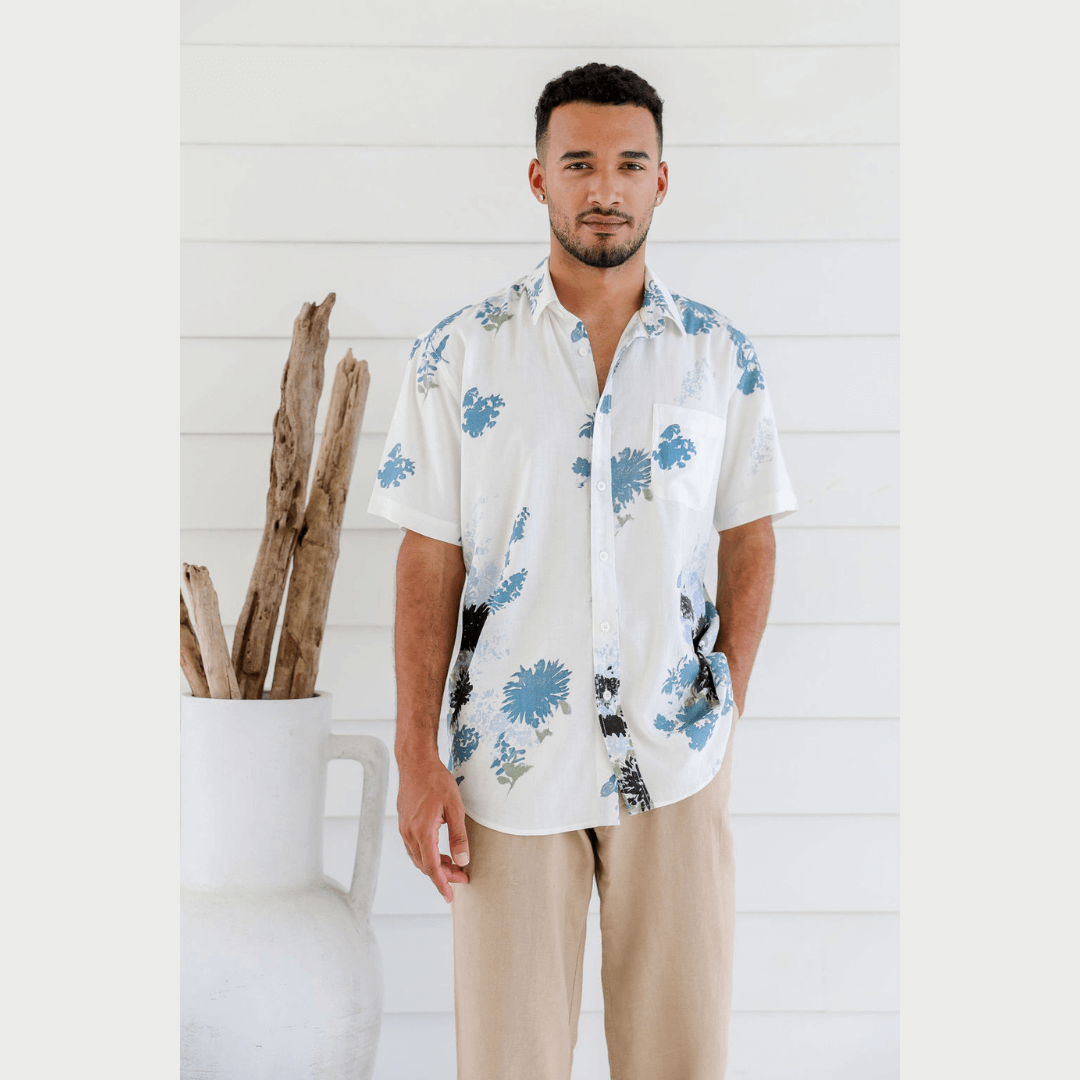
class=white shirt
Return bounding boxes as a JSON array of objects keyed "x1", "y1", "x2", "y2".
[{"x1": 368, "y1": 256, "x2": 798, "y2": 835}]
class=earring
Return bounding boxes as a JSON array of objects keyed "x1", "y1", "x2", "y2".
[{"x1": 540, "y1": 193, "x2": 546, "y2": 202}]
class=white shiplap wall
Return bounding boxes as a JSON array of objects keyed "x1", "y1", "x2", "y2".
[{"x1": 180, "y1": 4, "x2": 899, "y2": 1078}]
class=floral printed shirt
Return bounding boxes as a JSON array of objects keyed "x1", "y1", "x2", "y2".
[{"x1": 367, "y1": 256, "x2": 797, "y2": 835}]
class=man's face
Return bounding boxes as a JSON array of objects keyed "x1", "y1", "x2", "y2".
[{"x1": 537, "y1": 102, "x2": 665, "y2": 270}]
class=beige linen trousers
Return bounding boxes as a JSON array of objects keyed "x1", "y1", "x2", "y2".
[{"x1": 449, "y1": 706, "x2": 740, "y2": 1080}]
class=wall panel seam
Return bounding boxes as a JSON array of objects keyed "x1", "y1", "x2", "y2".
[
  {"x1": 181, "y1": 43, "x2": 901, "y2": 51},
  {"x1": 181, "y1": 142, "x2": 901, "y2": 149},
  {"x1": 179, "y1": 238, "x2": 900, "y2": 246}
]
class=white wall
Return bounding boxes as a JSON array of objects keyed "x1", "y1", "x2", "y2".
[{"x1": 180, "y1": 3, "x2": 899, "y2": 1077}]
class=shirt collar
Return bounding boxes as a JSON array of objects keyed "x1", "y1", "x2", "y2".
[
  {"x1": 640, "y1": 265, "x2": 686, "y2": 337},
  {"x1": 525, "y1": 256, "x2": 687, "y2": 338}
]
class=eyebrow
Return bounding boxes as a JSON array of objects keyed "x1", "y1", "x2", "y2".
[{"x1": 558, "y1": 149, "x2": 651, "y2": 161}]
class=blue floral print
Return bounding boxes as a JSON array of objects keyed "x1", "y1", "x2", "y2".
[
  {"x1": 502, "y1": 658, "x2": 572, "y2": 728},
  {"x1": 413, "y1": 305, "x2": 469, "y2": 394},
  {"x1": 525, "y1": 258, "x2": 546, "y2": 315},
  {"x1": 474, "y1": 296, "x2": 515, "y2": 335},
  {"x1": 376, "y1": 443, "x2": 415, "y2": 488},
  {"x1": 610, "y1": 447, "x2": 652, "y2": 513},
  {"x1": 446, "y1": 504, "x2": 534, "y2": 776},
  {"x1": 488, "y1": 570, "x2": 527, "y2": 610},
  {"x1": 671, "y1": 293, "x2": 723, "y2": 335},
  {"x1": 461, "y1": 386, "x2": 505, "y2": 437},
  {"x1": 652, "y1": 551, "x2": 734, "y2": 752},
  {"x1": 491, "y1": 731, "x2": 534, "y2": 791},
  {"x1": 640, "y1": 279, "x2": 669, "y2": 335},
  {"x1": 729, "y1": 326, "x2": 765, "y2": 394},
  {"x1": 505, "y1": 507, "x2": 529, "y2": 566},
  {"x1": 653, "y1": 423, "x2": 698, "y2": 471}
]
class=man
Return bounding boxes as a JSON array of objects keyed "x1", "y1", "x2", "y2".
[{"x1": 367, "y1": 62, "x2": 797, "y2": 1080}]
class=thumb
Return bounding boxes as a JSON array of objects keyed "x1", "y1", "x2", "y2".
[{"x1": 446, "y1": 799, "x2": 470, "y2": 866}]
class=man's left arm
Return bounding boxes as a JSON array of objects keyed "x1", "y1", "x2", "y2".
[{"x1": 714, "y1": 515, "x2": 776, "y2": 717}]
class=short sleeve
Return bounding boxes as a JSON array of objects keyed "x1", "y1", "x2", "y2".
[
  {"x1": 366, "y1": 326, "x2": 464, "y2": 546},
  {"x1": 713, "y1": 331, "x2": 798, "y2": 532}
]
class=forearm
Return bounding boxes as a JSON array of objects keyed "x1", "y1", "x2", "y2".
[
  {"x1": 714, "y1": 516, "x2": 776, "y2": 711},
  {"x1": 393, "y1": 529, "x2": 466, "y2": 764}
]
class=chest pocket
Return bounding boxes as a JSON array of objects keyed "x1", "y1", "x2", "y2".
[{"x1": 650, "y1": 402, "x2": 724, "y2": 511}]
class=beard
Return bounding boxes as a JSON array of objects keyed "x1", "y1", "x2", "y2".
[{"x1": 548, "y1": 206, "x2": 653, "y2": 269}]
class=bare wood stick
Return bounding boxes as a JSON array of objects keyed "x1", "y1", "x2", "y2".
[
  {"x1": 231, "y1": 294, "x2": 334, "y2": 698},
  {"x1": 184, "y1": 564, "x2": 241, "y2": 699},
  {"x1": 180, "y1": 589, "x2": 211, "y2": 698},
  {"x1": 271, "y1": 350, "x2": 370, "y2": 699}
]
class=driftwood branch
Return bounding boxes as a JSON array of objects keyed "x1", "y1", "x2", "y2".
[
  {"x1": 184, "y1": 564, "x2": 240, "y2": 699},
  {"x1": 180, "y1": 589, "x2": 211, "y2": 698},
  {"x1": 231, "y1": 294, "x2": 334, "y2": 698},
  {"x1": 271, "y1": 350, "x2": 370, "y2": 699}
]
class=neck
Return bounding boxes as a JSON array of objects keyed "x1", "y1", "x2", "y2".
[{"x1": 546, "y1": 243, "x2": 647, "y2": 322}]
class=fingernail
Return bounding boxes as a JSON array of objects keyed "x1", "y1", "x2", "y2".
[{"x1": 456, "y1": 852, "x2": 470, "y2": 866}]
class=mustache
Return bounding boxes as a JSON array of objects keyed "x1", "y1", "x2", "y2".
[{"x1": 575, "y1": 209, "x2": 633, "y2": 224}]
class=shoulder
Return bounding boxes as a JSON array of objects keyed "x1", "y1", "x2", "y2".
[
  {"x1": 665, "y1": 289, "x2": 753, "y2": 355},
  {"x1": 666, "y1": 292, "x2": 766, "y2": 395},
  {"x1": 411, "y1": 273, "x2": 530, "y2": 362},
  {"x1": 470, "y1": 273, "x2": 531, "y2": 333},
  {"x1": 409, "y1": 275, "x2": 534, "y2": 393},
  {"x1": 408, "y1": 305, "x2": 470, "y2": 394},
  {"x1": 667, "y1": 291, "x2": 729, "y2": 336}
]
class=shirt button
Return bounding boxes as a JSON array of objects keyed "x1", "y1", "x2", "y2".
[
  {"x1": 599, "y1": 551, "x2": 608, "y2": 561},
  {"x1": 603, "y1": 689, "x2": 612, "y2": 701},
  {"x1": 600, "y1": 621, "x2": 611, "y2": 632},
  {"x1": 578, "y1": 347, "x2": 588, "y2": 356},
  {"x1": 596, "y1": 480, "x2": 606, "y2": 491}
]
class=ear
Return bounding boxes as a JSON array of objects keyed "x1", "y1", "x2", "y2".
[
  {"x1": 655, "y1": 160, "x2": 670, "y2": 205},
  {"x1": 527, "y1": 158, "x2": 547, "y2": 203}
]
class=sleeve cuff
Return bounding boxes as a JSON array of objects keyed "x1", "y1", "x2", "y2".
[
  {"x1": 715, "y1": 490, "x2": 798, "y2": 533},
  {"x1": 367, "y1": 493, "x2": 462, "y2": 546}
]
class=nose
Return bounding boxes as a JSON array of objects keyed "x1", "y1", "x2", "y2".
[{"x1": 585, "y1": 165, "x2": 624, "y2": 210}]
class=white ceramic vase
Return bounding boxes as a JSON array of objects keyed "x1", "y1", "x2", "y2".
[{"x1": 180, "y1": 690, "x2": 389, "y2": 1079}]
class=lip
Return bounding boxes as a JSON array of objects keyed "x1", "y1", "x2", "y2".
[{"x1": 582, "y1": 219, "x2": 627, "y2": 228}]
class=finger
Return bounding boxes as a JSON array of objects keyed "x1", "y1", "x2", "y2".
[
  {"x1": 428, "y1": 867, "x2": 452, "y2": 904},
  {"x1": 439, "y1": 852, "x2": 469, "y2": 884},
  {"x1": 420, "y1": 829, "x2": 452, "y2": 903},
  {"x1": 419, "y1": 826, "x2": 441, "y2": 876},
  {"x1": 445, "y1": 800, "x2": 471, "y2": 867}
]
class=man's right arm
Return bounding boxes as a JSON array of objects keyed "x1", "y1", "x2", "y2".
[{"x1": 393, "y1": 528, "x2": 471, "y2": 902}]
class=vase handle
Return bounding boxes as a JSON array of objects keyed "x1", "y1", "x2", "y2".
[{"x1": 324, "y1": 733, "x2": 390, "y2": 922}]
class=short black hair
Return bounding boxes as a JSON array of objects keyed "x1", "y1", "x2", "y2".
[{"x1": 534, "y1": 63, "x2": 664, "y2": 162}]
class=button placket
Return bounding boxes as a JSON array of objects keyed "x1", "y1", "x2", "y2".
[
  {"x1": 568, "y1": 322, "x2": 600, "y2": 412},
  {"x1": 587, "y1": 322, "x2": 646, "y2": 724}
]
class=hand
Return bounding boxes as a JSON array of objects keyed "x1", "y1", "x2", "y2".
[{"x1": 397, "y1": 752, "x2": 471, "y2": 903}]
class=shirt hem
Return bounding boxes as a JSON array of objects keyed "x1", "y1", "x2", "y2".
[
  {"x1": 367, "y1": 493, "x2": 462, "y2": 546},
  {"x1": 459, "y1": 703, "x2": 739, "y2": 835},
  {"x1": 631, "y1": 732, "x2": 734, "y2": 816},
  {"x1": 460, "y1": 804, "x2": 621, "y2": 836}
]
